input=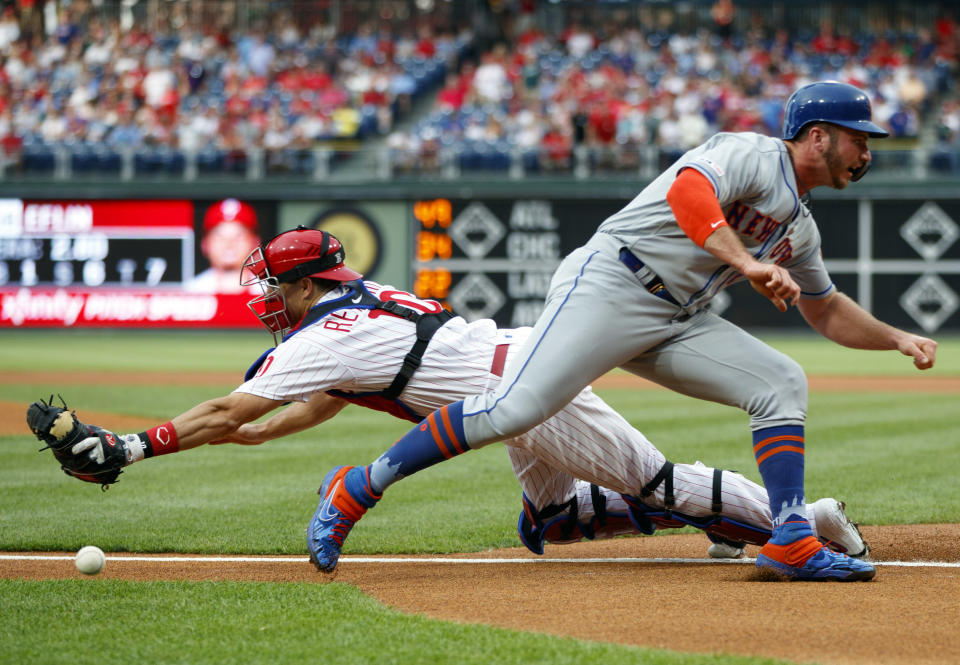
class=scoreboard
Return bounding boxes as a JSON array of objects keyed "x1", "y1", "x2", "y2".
[
  {"x1": 0, "y1": 200, "x2": 194, "y2": 288},
  {"x1": 411, "y1": 198, "x2": 624, "y2": 327},
  {"x1": 0, "y1": 199, "x2": 261, "y2": 328}
]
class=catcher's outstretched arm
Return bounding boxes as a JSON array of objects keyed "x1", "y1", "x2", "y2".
[
  {"x1": 168, "y1": 391, "x2": 284, "y2": 450},
  {"x1": 28, "y1": 391, "x2": 288, "y2": 486},
  {"x1": 211, "y1": 392, "x2": 349, "y2": 445}
]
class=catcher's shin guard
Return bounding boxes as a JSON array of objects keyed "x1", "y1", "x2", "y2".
[
  {"x1": 623, "y1": 463, "x2": 773, "y2": 547},
  {"x1": 518, "y1": 493, "x2": 591, "y2": 555},
  {"x1": 517, "y1": 486, "x2": 655, "y2": 555}
]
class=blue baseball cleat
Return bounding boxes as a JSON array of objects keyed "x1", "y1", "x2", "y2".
[
  {"x1": 307, "y1": 465, "x2": 373, "y2": 573},
  {"x1": 756, "y1": 536, "x2": 876, "y2": 581}
]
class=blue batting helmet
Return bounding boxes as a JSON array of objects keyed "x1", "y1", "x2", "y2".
[{"x1": 782, "y1": 81, "x2": 888, "y2": 140}]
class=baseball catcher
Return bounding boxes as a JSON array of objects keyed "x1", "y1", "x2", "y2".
[{"x1": 26, "y1": 396, "x2": 132, "y2": 488}]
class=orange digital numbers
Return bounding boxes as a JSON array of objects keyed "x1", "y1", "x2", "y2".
[
  {"x1": 417, "y1": 231, "x2": 452, "y2": 261},
  {"x1": 414, "y1": 200, "x2": 453, "y2": 299},
  {"x1": 413, "y1": 199, "x2": 452, "y2": 229},
  {"x1": 414, "y1": 269, "x2": 452, "y2": 299}
]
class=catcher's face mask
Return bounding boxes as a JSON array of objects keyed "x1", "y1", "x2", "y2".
[
  {"x1": 241, "y1": 246, "x2": 293, "y2": 343},
  {"x1": 241, "y1": 227, "x2": 363, "y2": 343}
]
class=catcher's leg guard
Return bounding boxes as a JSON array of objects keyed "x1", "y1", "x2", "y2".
[
  {"x1": 623, "y1": 502, "x2": 772, "y2": 546},
  {"x1": 517, "y1": 486, "x2": 654, "y2": 555},
  {"x1": 624, "y1": 462, "x2": 773, "y2": 547},
  {"x1": 622, "y1": 461, "x2": 686, "y2": 531},
  {"x1": 518, "y1": 492, "x2": 590, "y2": 555},
  {"x1": 590, "y1": 484, "x2": 655, "y2": 538}
]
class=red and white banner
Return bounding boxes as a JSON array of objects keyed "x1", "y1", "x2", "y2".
[{"x1": 0, "y1": 288, "x2": 261, "y2": 328}]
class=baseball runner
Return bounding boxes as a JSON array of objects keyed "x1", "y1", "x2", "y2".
[
  {"x1": 309, "y1": 81, "x2": 937, "y2": 581},
  {"x1": 24, "y1": 227, "x2": 868, "y2": 563}
]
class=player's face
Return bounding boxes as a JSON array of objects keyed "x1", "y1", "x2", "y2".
[
  {"x1": 824, "y1": 127, "x2": 871, "y2": 189},
  {"x1": 278, "y1": 278, "x2": 314, "y2": 322},
  {"x1": 203, "y1": 221, "x2": 261, "y2": 271}
]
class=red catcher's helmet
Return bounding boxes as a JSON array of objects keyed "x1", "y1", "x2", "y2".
[
  {"x1": 203, "y1": 198, "x2": 259, "y2": 235},
  {"x1": 240, "y1": 226, "x2": 363, "y2": 341}
]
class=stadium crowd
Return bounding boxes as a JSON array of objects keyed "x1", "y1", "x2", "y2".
[
  {"x1": 0, "y1": 1, "x2": 957, "y2": 177},
  {"x1": 388, "y1": 9, "x2": 960, "y2": 174},
  {"x1": 0, "y1": 1, "x2": 469, "y2": 175}
]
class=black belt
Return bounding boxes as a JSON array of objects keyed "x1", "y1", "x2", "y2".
[{"x1": 618, "y1": 248, "x2": 679, "y2": 306}]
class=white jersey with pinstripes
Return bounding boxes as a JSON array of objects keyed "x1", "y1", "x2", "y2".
[
  {"x1": 233, "y1": 280, "x2": 775, "y2": 531},
  {"x1": 234, "y1": 281, "x2": 504, "y2": 412},
  {"x1": 598, "y1": 131, "x2": 835, "y2": 311}
]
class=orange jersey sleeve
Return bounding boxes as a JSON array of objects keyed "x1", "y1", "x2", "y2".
[{"x1": 665, "y1": 167, "x2": 728, "y2": 247}]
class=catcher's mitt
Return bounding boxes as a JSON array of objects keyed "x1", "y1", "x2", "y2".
[{"x1": 26, "y1": 396, "x2": 126, "y2": 487}]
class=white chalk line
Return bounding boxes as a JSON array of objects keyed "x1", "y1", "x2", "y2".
[{"x1": 1, "y1": 554, "x2": 957, "y2": 568}]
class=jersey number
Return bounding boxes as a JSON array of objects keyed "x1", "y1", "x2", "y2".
[
  {"x1": 254, "y1": 354, "x2": 274, "y2": 378},
  {"x1": 378, "y1": 289, "x2": 444, "y2": 314}
]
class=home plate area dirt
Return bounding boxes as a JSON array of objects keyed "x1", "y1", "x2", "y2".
[{"x1": 3, "y1": 525, "x2": 959, "y2": 665}]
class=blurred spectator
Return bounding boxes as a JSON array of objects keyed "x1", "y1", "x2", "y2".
[
  {"x1": 0, "y1": 6, "x2": 20, "y2": 52},
  {"x1": 711, "y1": 0, "x2": 736, "y2": 42},
  {"x1": 811, "y1": 20, "x2": 858, "y2": 56},
  {"x1": 540, "y1": 118, "x2": 573, "y2": 170},
  {"x1": 898, "y1": 66, "x2": 929, "y2": 111},
  {"x1": 937, "y1": 98, "x2": 960, "y2": 142},
  {"x1": 562, "y1": 22, "x2": 596, "y2": 59},
  {"x1": 54, "y1": 5, "x2": 81, "y2": 46},
  {"x1": 142, "y1": 58, "x2": 177, "y2": 109},
  {"x1": 18, "y1": 0, "x2": 43, "y2": 42},
  {"x1": 934, "y1": 97, "x2": 960, "y2": 169},
  {"x1": 436, "y1": 72, "x2": 466, "y2": 111},
  {"x1": 511, "y1": 103, "x2": 543, "y2": 150},
  {"x1": 472, "y1": 45, "x2": 511, "y2": 105},
  {"x1": 106, "y1": 107, "x2": 143, "y2": 148},
  {"x1": 187, "y1": 199, "x2": 261, "y2": 294},
  {"x1": 239, "y1": 28, "x2": 275, "y2": 78}
]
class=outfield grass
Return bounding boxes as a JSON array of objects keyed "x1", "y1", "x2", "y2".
[{"x1": 1, "y1": 331, "x2": 957, "y2": 665}]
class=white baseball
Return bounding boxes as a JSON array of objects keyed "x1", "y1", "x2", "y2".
[{"x1": 75, "y1": 545, "x2": 106, "y2": 575}]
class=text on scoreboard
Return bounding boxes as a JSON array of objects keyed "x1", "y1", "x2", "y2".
[
  {"x1": 411, "y1": 198, "x2": 625, "y2": 326},
  {"x1": 0, "y1": 198, "x2": 262, "y2": 329},
  {"x1": 0, "y1": 199, "x2": 194, "y2": 288}
]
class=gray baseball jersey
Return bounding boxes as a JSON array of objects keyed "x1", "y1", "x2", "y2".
[
  {"x1": 462, "y1": 132, "x2": 826, "y2": 452},
  {"x1": 599, "y1": 132, "x2": 834, "y2": 311}
]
